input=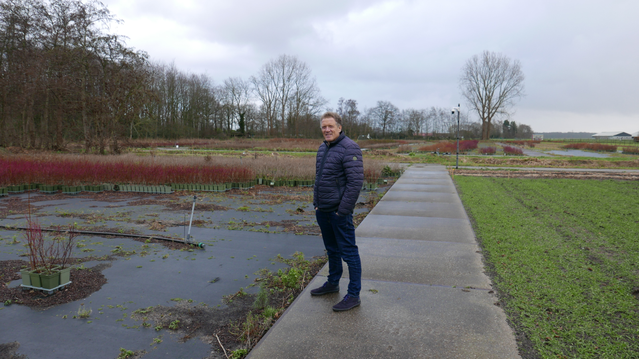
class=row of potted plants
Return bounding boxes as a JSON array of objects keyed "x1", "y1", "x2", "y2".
[
  {"x1": 1, "y1": 177, "x2": 390, "y2": 197},
  {"x1": 117, "y1": 184, "x2": 173, "y2": 194},
  {"x1": 0, "y1": 184, "x2": 104, "y2": 195}
]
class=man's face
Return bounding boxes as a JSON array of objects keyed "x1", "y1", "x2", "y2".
[{"x1": 321, "y1": 117, "x2": 342, "y2": 142}]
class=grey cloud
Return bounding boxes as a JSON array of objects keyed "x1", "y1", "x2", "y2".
[{"x1": 103, "y1": 0, "x2": 639, "y2": 131}]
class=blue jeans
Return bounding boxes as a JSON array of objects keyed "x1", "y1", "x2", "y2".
[{"x1": 315, "y1": 210, "x2": 361, "y2": 297}]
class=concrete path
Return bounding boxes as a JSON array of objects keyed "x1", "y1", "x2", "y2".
[{"x1": 248, "y1": 164, "x2": 520, "y2": 359}]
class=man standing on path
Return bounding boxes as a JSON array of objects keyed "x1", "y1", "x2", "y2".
[{"x1": 311, "y1": 111, "x2": 364, "y2": 312}]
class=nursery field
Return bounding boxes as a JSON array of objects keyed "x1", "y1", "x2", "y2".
[
  {"x1": 0, "y1": 185, "x2": 389, "y2": 358},
  {"x1": 401, "y1": 151, "x2": 639, "y2": 169},
  {"x1": 455, "y1": 176, "x2": 639, "y2": 359}
]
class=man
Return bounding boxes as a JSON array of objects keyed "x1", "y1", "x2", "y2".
[{"x1": 311, "y1": 111, "x2": 364, "y2": 312}]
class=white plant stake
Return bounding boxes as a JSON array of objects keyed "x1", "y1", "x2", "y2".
[
  {"x1": 185, "y1": 195, "x2": 205, "y2": 248},
  {"x1": 186, "y1": 195, "x2": 196, "y2": 243}
]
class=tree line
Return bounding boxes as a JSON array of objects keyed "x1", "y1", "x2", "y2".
[
  {"x1": 0, "y1": 0, "x2": 532, "y2": 152},
  {"x1": 0, "y1": 0, "x2": 148, "y2": 153}
]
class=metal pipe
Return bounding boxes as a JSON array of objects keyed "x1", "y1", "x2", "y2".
[{"x1": 0, "y1": 225, "x2": 204, "y2": 247}]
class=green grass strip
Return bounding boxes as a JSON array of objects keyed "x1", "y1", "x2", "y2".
[{"x1": 454, "y1": 176, "x2": 639, "y2": 359}]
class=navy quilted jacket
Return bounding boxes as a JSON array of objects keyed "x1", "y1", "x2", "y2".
[{"x1": 313, "y1": 132, "x2": 364, "y2": 215}]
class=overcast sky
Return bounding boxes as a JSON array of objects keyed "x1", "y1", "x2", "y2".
[{"x1": 102, "y1": 0, "x2": 638, "y2": 133}]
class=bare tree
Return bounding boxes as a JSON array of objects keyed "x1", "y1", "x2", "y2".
[
  {"x1": 402, "y1": 109, "x2": 425, "y2": 136},
  {"x1": 460, "y1": 51, "x2": 525, "y2": 140},
  {"x1": 369, "y1": 100, "x2": 399, "y2": 137},
  {"x1": 425, "y1": 107, "x2": 449, "y2": 135},
  {"x1": 287, "y1": 67, "x2": 325, "y2": 137},
  {"x1": 251, "y1": 54, "x2": 323, "y2": 137},
  {"x1": 250, "y1": 62, "x2": 278, "y2": 136},
  {"x1": 336, "y1": 98, "x2": 361, "y2": 136},
  {"x1": 223, "y1": 76, "x2": 251, "y2": 134}
]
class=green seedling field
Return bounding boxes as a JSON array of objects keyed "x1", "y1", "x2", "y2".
[{"x1": 455, "y1": 176, "x2": 639, "y2": 358}]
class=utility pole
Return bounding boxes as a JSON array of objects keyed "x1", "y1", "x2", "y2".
[{"x1": 452, "y1": 104, "x2": 461, "y2": 169}]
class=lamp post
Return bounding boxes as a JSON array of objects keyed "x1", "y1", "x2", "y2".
[{"x1": 452, "y1": 104, "x2": 461, "y2": 169}]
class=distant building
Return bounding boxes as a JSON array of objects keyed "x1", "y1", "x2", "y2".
[
  {"x1": 532, "y1": 133, "x2": 544, "y2": 141},
  {"x1": 592, "y1": 132, "x2": 633, "y2": 140},
  {"x1": 535, "y1": 132, "x2": 595, "y2": 139},
  {"x1": 632, "y1": 131, "x2": 639, "y2": 142}
]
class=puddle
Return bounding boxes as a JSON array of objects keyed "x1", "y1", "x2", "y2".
[
  {"x1": 548, "y1": 150, "x2": 610, "y2": 158},
  {"x1": 0, "y1": 186, "x2": 382, "y2": 358}
]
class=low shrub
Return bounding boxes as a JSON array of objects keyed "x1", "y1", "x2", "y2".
[
  {"x1": 480, "y1": 147, "x2": 496, "y2": 155},
  {"x1": 381, "y1": 165, "x2": 402, "y2": 177},
  {"x1": 502, "y1": 145, "x2": 524, "y2": 155},
  {"x1": 364, "y1": 168, "x2": 380, "y2": 183},
  {"x1": 397, "y1": 145, "x2": 412, "y2": 153},
  {"x1": 459, "y1": 140, "x2": 479, "y2": 151},
  {"x1": 622, "y1": 147, "x2": 639, "y2": 154},
  {"x1": 504, "y1": 140, "x2": 539, "y2": 148},
  {"x1": 419, "y1": 142, "x2": 456, "y2": 153}
]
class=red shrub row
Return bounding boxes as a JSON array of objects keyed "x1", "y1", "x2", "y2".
[
  {"x1": 562, "y1": 143, "x2": 618, "y2": 152},
  {"x1": 504, "y1": 140, "x2": 539, "y2": 148},
  {"x1": 622, "y1": 147, "x2": 639, "y2": 154},
  {"x1": 418, "y1": 140, "x2": 479, "y2": 153},
  {"x1": 419, "y1": 142, "x2": 456, "y2": 152},
  {"x1": 480, "y1": 147, "x2": 496, "y2": 155},
  {"x1": 0, "y1": 157, "x2": 254, "y2": 186},
  {"x1": 502, "y1": 146, "x2": 524, "y2": 155}
]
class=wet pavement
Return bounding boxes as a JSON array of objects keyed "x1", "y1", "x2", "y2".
[
  {"x1": 521, "y1": 148, "x2": 553, "y2": 157},
  {"x1": 0, "y1": 187, "x2": 376, "y2": 359}
]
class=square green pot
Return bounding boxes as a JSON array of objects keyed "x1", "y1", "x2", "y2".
[
  {"x1": 62, "y1": 186, "x2": 81, "y2": 195},
  {"x1": 40, "y1": 271, "x2": 60, "y2": 289},
  {"x1": 8, "y1": 185, "x2": 24, "y2": 194},
  {"x1": 29, "y1": 271, "x2": 42, "y2": 288},
  {"x1": 59, "y1": 267, "x2": 71, "y2": 285},
  {"x1": 21, "y1": 269, "x2": 31, "y2": 286}
]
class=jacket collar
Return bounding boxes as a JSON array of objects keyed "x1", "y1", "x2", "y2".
[{"x1": 324, "y1": 132, "x2": 345, "y2": 147}]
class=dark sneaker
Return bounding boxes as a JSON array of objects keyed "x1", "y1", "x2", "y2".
[
  {"x1": 332, "y1": 295, "x2": 361, "y2": 312},
  {"x1": 310, "y1": 282, "x2": 339, "y2": 296}
]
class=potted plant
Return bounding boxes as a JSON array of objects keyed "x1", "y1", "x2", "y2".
[{"x1": 23, "y1": 208, "x2": 76, "y2": 290}]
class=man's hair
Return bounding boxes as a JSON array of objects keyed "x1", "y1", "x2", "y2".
[{"x1": 321, "y1": 112, "x2": 342, "y2": 127}]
